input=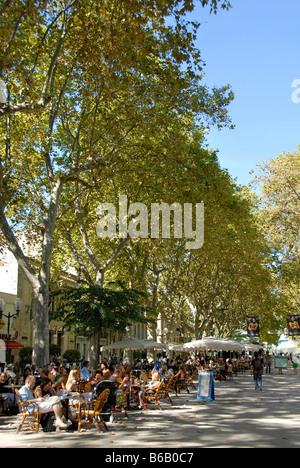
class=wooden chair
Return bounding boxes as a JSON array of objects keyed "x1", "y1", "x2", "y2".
[
  {"x1": 169, "y1": 376, "x2": 179, "y2": 396},
  {"x1": 15, "y1": 388, "x2": 40, "y2": 434},
  {"x1": 129, "y1": 377, "x2": 141, "y2": 405},
  {"x1": 76, "y1": 378, "x2": 87, "y2": 394},
  {"x1": 34, "y1": 386, "x2": 42, "y2": 399},
  {"x1": 186, "y1": 369, "x2": 198, "y2": 390},
  {"x1": 226, "y1": 366, "x2": 234, "y2": 381},
  {"x1": 176, "y1": 374, "x2": 190, "y2": 394},
  {"x1": 140, "y1": 370, "x2": 149, "y2": 381},
  {"x1": 84, "y1": 381, "x2": 92, "y2": 393},
  {"x1": 157, "y1": 377, "x2": 173, "y2": 406},
  {"x1": 55, "y1": 378, "x2": 68, "y2": 391},
  {"x1": 112, "y1": 386, "x2": 130, "y2": 420},
  {"x1": 144, "y1": 381, "x2": 164, "y2": 411},
  {"x1": 77, "y1": 389, "x2": 110, "y2": 433}
]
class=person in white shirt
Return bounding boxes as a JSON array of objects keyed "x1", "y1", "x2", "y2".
[
  {"x1": 5, "y1": 364, "x2": 16, "y2": 380},
  {"x1": 18, "y1": 376, "x2": 70, "y2": 429}
]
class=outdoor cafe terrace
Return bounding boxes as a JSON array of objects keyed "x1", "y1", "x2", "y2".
[{"x1": 0, "y1": 336, "x2": 260, "y2": 435}]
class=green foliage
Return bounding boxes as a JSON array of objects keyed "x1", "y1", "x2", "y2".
[
  {"x1": 62, "y1": 348, "x2": 81, "y2": 363},
  {"x1": 49, "y1": 343, "x2": 61, "y2": 357},
  {"x1": 52, "y1": 281, "x2": 156, "y2": 337},
  {"x1": 253, "y1": 147, "x2": 300, "y2": 327},
  {"x1": 2, "y1": 0, "x2": 285, "y2": 356},
  {"x1": 18, "y1": 346, "x2": 33, "y2": 369}
]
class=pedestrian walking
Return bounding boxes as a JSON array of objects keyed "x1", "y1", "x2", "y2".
[
  {"x1": 264, "y1": 351, "x2": 271, "y2": 374},
  {"x1": 251, "y1": 352, "x2": 264, "y2": 391},
  {"x1": 292, "y1": 354, "x2": 299, "y2": 375}
]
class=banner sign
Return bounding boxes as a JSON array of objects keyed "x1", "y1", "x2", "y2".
[
  {"x1": 197, "y1": 371, "x2": 215, "y2": 402},
  {"x1": 247, "y1": 317, "x2": 260, "y2": 337},
  {"x1": 274, "y1": 355, "x2": 289, "y2": 370},
  {"x1": 287, "y1": 315, "x2": 300, "y2": 336}
]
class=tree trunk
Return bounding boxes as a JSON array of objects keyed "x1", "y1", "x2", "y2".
[
  {"x1": 0, "y1": 179, "x2": 62, "y2": 367},
  {"x1": 32, "y1": 286, "x2": 50, "y2": 366},
  {"x1": 32, "y1": 179, "x2": 63, "y2": 366},
  {"x1": 89, "y1": 334, "x2": 100, "y2": 369}
]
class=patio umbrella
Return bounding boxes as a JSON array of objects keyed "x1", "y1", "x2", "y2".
[
  {"x1": 168, "y1": 343, "x2": 186, "y2": 352},
  {"x1": 183, "y1": 337, "x2": 244, "y2": 352},
  {"x1": 242, "y1": 343, "x2": 261, "y2": 352},
  {"x1": 103, "y1": 337, "x2": 167, "y2": 351},
  {"x1": 103, "y1": 338, "x2": 146, "y2": 351},
  {"x1": 138, "y1": 339, "x2": 168, "y2": 350}
]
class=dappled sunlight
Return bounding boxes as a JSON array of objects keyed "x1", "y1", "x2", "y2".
[{"x1": 2, "y1": 373, "x2": 300, "y2": 448}]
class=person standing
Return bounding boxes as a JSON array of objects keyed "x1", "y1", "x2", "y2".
[
  {"x1": 264, "y1": 351, "x2": 271, "y2": 374},
  {"x1": 251, "y1": 352, "x2": 264, "y2": 391}
]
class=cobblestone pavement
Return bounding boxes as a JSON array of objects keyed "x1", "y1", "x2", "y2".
[{"x1": 1, "y1": 372, "x2": 300, "y2": 449}]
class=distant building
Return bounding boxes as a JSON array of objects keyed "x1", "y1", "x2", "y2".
[
  {"x1": 0, "y1": 249, "x2": 190, "y2": 366},
  {"x1": 0, "y1": 249, "x2": 78, "y2": 366}
]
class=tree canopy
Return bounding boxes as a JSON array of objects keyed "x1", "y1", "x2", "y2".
[
  {"x1": 253, "y1": 148, "x2": 300, "y2": 328},
  {"x1": 0, "y1": 0, "x2": 294, "y2": 364}
]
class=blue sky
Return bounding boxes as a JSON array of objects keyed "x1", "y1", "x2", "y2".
[{"x1": 190, "y1": 0, "x2": 300, "y2": 186}]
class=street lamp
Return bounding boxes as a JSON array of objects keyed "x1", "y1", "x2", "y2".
[
  {"x1": 0, "y1": 297, "x2": 23, "y2": 363},
  {"x1": 0, "y1": 79, "x2": 6, "y2": 107},
  {"x1": 14, "y1": 298, "x2": 24, "y2": 314}
]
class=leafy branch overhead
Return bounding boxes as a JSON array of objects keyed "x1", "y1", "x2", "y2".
[{"x1": 51, "y1": 281, "x2": 157, "y2": 337}]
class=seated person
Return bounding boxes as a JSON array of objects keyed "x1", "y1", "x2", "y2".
[
  {"x1": 65, "y1": 369, "x2": 80, "y2": 392},
  {"x1": 65, "y1": 369, "x2": 93, "y2": 408},
  {"x1": 18, "y1": 366, "x2": 32, "y2": 386},
  {"x1": 36, "y1": 377, "x2": 78, "y2": 426},
  {"x1": 220, "y1": 359, "x2": 228, "y2": 381},
  {"x1": 0, "y1": 372, "x2": 12, "y2": 414},
  {"x1": 5, "y1": 364, "x2": 16, "y2": 381},
  {"x1": 100, "y1": 362, "x2": 113, "y2": 380},
  {"x1": 165, "y1": 366, "x2": 174, "y2": 379},
  {"x1": 137, "y1": 372, "x2": 161, "y2": 409},
  {"x1": 80, "y1": 361, "x2": 91, "y2": 381},
  {"x1": 0, "y1": 372, "x2": 10, "y2": 390},
  {"x1": 35, "y1": 378, "x2": 55, "y2": 398},
  {"x1": 90, "y1": 373, "x2": 103, "y2": 393},
  {"x1": 174, "y1": 365, "x2": 187, "y2": 380},
  {"x1": 52, "y1": 367, "x2": 69, "y2": 391},
  {"x1": 18, "y1": 376, "x2": 70, "y2": 429},
  {"x1": 108, "y1": 369, "x2": 129, "y2": 390}
]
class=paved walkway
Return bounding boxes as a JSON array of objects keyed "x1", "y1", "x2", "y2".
[{"x1": 1, "y1": 372, "x2": 300, "y2": 448}]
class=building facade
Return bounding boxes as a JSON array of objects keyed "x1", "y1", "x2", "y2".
[
  {"x1": 0, "y1": 250, "x2": 78, "y2": 367},
  {"x1": 0, "y1": 249, "x2": 189, "y2": 367}
]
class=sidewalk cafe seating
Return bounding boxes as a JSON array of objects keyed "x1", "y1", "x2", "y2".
[
  {"x1": 144, "y1": 381, "x2": 164, "y2": 411},
  {"x1": 77, "y1": 388, "x2": 110, "y2": 433},
  {"x1": 140, "y1": 370, "x2": 149, "y2": 381},
  {"x1": 175, "y1": 374, "x2": 190, "y2": 394},
  {"x1": 76, "y1": 378, "x2": 88, "y2": 394},
  {"x1": 169, "y1": 376, "x2": 179, "y2": 396},
  {"x1": 95, "y1": 380, "x2": 117, "y2": 416},
  {"x1": 111, "y1": 386, "x2": 130, "y2": 420},
  {"x1": 186, "y1": 369, "x2": 198, "y2": 390},
  {"x1": 226, "y1": 365, "x2": 234, "y2": 381},
  {"x1": 157, "y1": 377, "x2": 173, "y2": 406},
  {"x1": 15, "y1": 388, "x2": 40, "y2": 434}
]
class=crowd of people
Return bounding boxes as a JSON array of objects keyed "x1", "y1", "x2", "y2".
[
  {"x1": 0, "y1": 356, "x2": 199, "y2": 423},
  {"x1": 0, "y1": 351, "x2": 298, "y2": 432}
]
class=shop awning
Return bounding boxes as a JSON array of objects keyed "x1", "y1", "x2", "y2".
[{"x1": 8, "y1": 341, "x2": 24, "y2": 350}]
